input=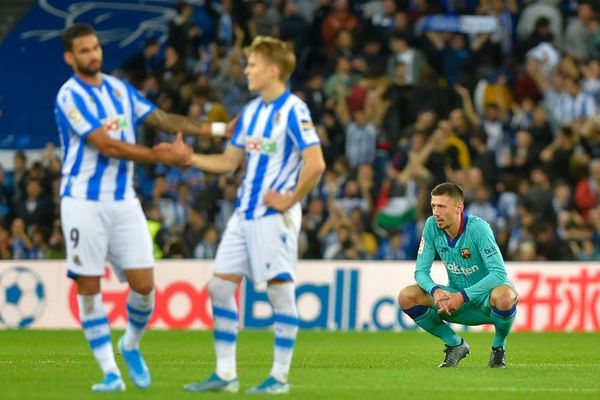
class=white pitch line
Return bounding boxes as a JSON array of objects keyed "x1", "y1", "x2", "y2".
[
  {"x1": 291, "y1": 385, "x2": 600, "y2": 393},
  {"x1": 511, "y1": 363, "x2": 600, "y2": 367}
]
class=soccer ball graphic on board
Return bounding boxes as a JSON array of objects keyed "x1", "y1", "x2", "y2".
[{"x1": 0, "y1": 267, "x2": 46, "y2": 328}]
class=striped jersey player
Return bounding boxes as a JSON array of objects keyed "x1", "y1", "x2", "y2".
[
  {"x1": 170, "y1": 36, "x2": 326, "y2": 394},
  {"x1": 56, "y1": 23, "x2": 223, "y2": 393}
]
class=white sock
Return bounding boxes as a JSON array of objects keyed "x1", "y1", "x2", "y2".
[
  {"x1": 78, "y1": 294, "x2": 120, "y2": 376},
  {"x1": 123, "y1": 289, "x2": 155, "y2": 350},
  {"x1": 208, "y1": 277, "x2": 239, "y2": 380},
  {"x1": 267, "y1": 282, "x2": 298, "y2": 383}
]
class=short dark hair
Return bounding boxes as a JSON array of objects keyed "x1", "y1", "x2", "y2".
[
  {"x1": 144, "y1": 37, "x2": 160, "y2": 48},
  {"x1": 431, "y1": 182, "x2": 464, "y2": 202},
  {"x1": 175, "y1": 1, "x2": 191, "y2": 14},
  {"x1": 62, "y1": 23, "x2": 96, "y2": 52}
]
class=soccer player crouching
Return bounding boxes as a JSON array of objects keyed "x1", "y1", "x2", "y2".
[{"x1": 398, "y1": 182, "x2": 518, "y2": 368}]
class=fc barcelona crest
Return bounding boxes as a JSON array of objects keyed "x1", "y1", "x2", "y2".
[{"x1": 460, "y1": 248, "x2": 471, "y2": 259}]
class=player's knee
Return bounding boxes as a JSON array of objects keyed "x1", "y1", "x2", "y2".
[
  {"x1": 76, "y1": 277, "x2": 101, "y2": 295},
  {"x1": 208, "y1": 276, "x2": 238, "y2": 301},
  {"x1": 398, "y1": 286, "x2": 417, "y2": 309},
  {"x1": 207, "y1": 278, "x2": 219, "y2": 299},
  {"x1": 493, "y1": 288, "x2": 517, "y2": 310},
  {"x1": 130, "y1": 281, "x2": 154, "y2": 295}
]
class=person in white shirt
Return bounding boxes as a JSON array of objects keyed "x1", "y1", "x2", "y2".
[
  {"x1": 56, "y1": 23, "x2": 228, "y2": 392},
  {"x1": 164, "y1": 36, "x2": 326, "y2": 394}
]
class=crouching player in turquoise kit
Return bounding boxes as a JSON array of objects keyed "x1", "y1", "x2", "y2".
[{"x1": 398, "y1": 182, "x2": 518, "y2": 368}]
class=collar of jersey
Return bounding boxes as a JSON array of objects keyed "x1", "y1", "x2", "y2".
[
  {"x1": 444, "y1": 212, "x2": 468, "y2": 248},
  {"x1": 260, "y1": 90, "x2": 290, "y2": 108},
  {"x1": 73, "y1": 74, "x2": 105, "y2": 89}
]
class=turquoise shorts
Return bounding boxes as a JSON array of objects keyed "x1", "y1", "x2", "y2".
[{"x1": 432, "y1": 283, "x2": 518, "y2": 326}]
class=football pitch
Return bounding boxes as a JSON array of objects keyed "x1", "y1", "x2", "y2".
[{"x1": 0, "y1": 330, "x2": 598, "y2": 399}]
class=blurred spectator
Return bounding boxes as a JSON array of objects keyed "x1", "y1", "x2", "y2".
[
  {"x1": 216, "y1": 0, "x2": 234, "y2": 47},
  {"x1": 321, "y1": 0, "x2": 359, "y2": 57},
  {"x1": 335, "y1": 179, "x2": 370, "y2": 216},
  {"x1": 182, "y1": 208, "x2": 209, "y2": 254},
  {"x1": 215, "y1": 176, "x2": 237, "y2": 233},
  {"x1": 29, "y1": 227, "x2": 49, "y2": 259},
  {"x1": 575, "y1": 158, "x2": 600, "y2": 221},
  {"x1": 554, "y1": 75, "x2": 597, "y2": 127},
  {"x1": 194, "y1": 226, "x2": 219, "y2": 259},
  {"x1": 13, "y1": 178, "x2": 53, "y2": 229},
  {"x1": 11, "y1": 151, "x2": 28, "y2": 201},
  {"x1": 47, "y1": 219, "x2": 66, "y2": 259},
  {"x1": 534, "y1": 222, "x2": 573, "y2": 261},
  {"x1": 302, "y1": 197, "x2": 327, "y2": 259},
  {"x1": 168, "y1": 1, "x2": 201, "y2": 64},
  {"x1": 279, "y1": 0, "x2": 308, "y2": 56},
  {"x1": 386, "y1": 32, "x2": 426, "y2": 85},
  {"x1": 121, "y1": 38, "x2": 162, "y2": 87},
  {"x1": 163, "y1": 238, "x2": 187, "y2": 259},
  {"x1": 540, "y1": 127, "x2": 576, "y2": 184},
  {"x1": 0, "y1": 225, "x2": 11, "y2": 259},
  {"x1": 466, "y1": 184, "x2": 499, "y2": 231},
  {"x1": 248, "y1": 0, "x2": 279, "y2": 38},
  {"x1": 375, "y1": 230, "x2": 408, "y2": 260},
  {"x1": 10, "y1": 218, "x2": 32, "y2": 259},
  {"x1": 564, "y1": 2, "x2": 596, "y2": 61},
  {"x1": 0, "y1": 165, "x2": 12, "y2": 224}
]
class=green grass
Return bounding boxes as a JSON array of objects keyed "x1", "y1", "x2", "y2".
[{"x1": 0, "y1": 330, "x2": 598, "y2": 399}]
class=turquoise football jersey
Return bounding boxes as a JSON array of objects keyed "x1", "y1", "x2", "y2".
[{"x1": 415, "y1": 214, "x2": 509, "y2": 303}]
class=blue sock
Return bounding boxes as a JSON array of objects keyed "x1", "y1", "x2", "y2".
[{"x1": 123, "y1": 289, "x2": 154, "y2": 350}]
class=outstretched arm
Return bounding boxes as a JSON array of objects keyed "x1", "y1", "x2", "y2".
[
  {"x1": 176, "y1": 143, "x2": 245, "y2": 174},
  {"x1": 88, "y1": 129, "x2": 192, "y2": 166},
  {"x1": 144, "y1": 108, "x2": 238, "y2": 137}
]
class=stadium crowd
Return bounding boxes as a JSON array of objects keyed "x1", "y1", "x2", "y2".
[{"x1": 1, "y1": 0, "x2": 600, "y2": 262}]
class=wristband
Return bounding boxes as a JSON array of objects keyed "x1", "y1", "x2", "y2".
[{"x1": 211, "y1": 122, "x2": 226, "y2": 137}]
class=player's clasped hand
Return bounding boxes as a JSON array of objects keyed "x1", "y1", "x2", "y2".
[
  {"x1": 433, "y1": 289, "x2": 451, "y2": 314},
  {"x1": 153, "y1": 132, "x2": 194, "y2": 167},
  {"x1": 436, "y1": 291, "x2": 465, "y2": 316},
  {"x1": 263, "y1": 190, "x2": 295, "y2": 212}
]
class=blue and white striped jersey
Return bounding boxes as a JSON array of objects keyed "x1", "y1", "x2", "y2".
[
  {"x1": 230, "y1": 91, "x2": 320, "y2": 219},
  {"x1": 54, "y1": 74, "x2": 156, "y2": 201}
]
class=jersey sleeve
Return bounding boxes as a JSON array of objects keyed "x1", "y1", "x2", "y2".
[
  {"x1": 463, "y1": 219, "x2": 508, "y2": 302},
  {"x1": 229, "y1": 105, "x2": 246, "y2": 149},
  {"x1": 287, "y1": 102, "x2": 320, "y2": 151},
  {"x1": 415, "y1": 218, "x2": 440, "y2": 296},
  {"x1": 125, "y1": 82, "x2": 157, "y2": 125},
  {"x1": 55, "y1": 89, "x2": 102, "y2": 138}
]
